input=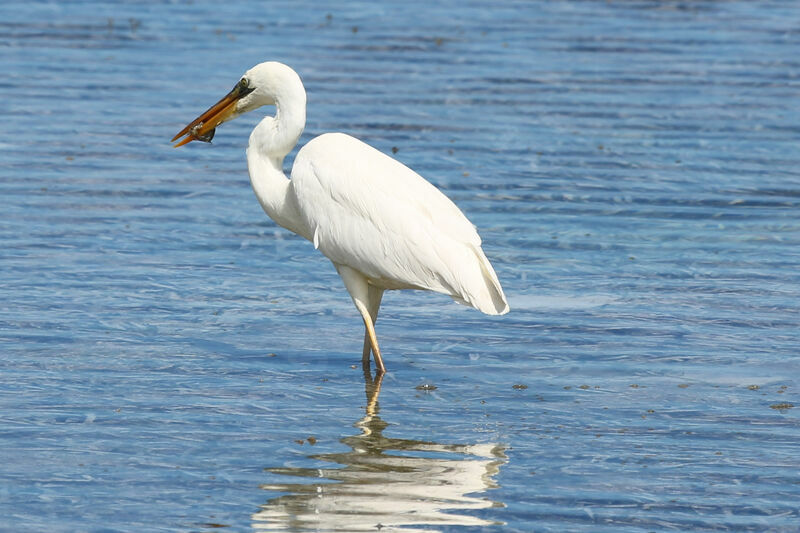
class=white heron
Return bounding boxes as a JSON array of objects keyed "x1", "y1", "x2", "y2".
[{"x1": 172, "y1": 61, "x2": 508, "y2": 374}]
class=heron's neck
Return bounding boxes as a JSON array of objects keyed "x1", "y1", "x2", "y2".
[{"x1": 246, "y1": 102, "x2": 309, "y2": 240}]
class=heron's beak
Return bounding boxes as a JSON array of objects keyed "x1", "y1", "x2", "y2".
[{"x1": 172, "y1": 81, "x2": 255, "y2": 148}]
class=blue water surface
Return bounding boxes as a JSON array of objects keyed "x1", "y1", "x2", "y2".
[{"x1": 2, "y1": 1, "x2": 799, "y2": 531}]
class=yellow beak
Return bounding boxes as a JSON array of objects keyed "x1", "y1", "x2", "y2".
[{"x1": 172, "y1": 80, "x2": 254, "y2": 147}]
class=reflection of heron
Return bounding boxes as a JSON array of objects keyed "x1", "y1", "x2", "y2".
[
  {"x1": 173, "y1": 62, "x2": 509, "y2": 373},
  {"x1": 252, "y1": 370, "x2": 506, "y2": 532}
]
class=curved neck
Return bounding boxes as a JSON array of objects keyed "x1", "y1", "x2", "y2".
[{"x1": 246, "y1": 95, "x2": 309, "y2": 240}]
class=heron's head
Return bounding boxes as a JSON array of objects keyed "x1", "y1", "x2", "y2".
[{"x1": 172, "y1": 62, "x2": 305, "y2": 147}]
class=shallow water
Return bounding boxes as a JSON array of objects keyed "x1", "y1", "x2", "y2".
[{"x1": 2, "y1": 1, "x2": 799, "y2": 531}]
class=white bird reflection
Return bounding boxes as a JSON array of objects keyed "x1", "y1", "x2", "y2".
[{"x1": 252, "y1": 371, "x2": 506, "y2": 532}]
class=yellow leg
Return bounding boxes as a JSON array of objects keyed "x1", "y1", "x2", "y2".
[
  {"x1": 336, "y1": 264, "x2": 386, "y2": 374},
  {"x1": 361, "y1": 313, "x2": 385, "y2": 374},
  {"x1": 361, "y1": 332, "x2": 371, "y2": 365},
  {"x1": 361, "y1": 285, "x2": 384, "y2": 365}
]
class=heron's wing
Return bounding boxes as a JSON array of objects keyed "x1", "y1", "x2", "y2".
[{"x1": 290, "y1": 133, "x2": 507, "y2": 314}]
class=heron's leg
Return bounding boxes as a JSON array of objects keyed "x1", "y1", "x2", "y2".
[
  {"x1": 335, "y1": 264, "x2": 386, "y2": 374},
  {"x1": 361, "y1": 285, "x2": 384, "y2": 364},
  {"x1": 360, "y1": 334, "x2": 370, "y2": 363}
]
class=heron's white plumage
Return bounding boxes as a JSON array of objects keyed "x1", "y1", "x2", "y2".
[
  {"x1": 291, "y1": 132, "x2": 508, "y2": 315},
  {"x1": 175, "y1": 61, "x2": 508, "y2": 372}
]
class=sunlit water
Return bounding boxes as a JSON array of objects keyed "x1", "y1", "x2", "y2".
[{"x1": 2, "y1": 1, "x2": 799, "y2": 531}]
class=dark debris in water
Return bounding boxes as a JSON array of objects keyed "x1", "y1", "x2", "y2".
[
  {"x1": 770, "y1": 403, "x2": 794, "y2": 410},
  {"x1": 415, "y1": 383, "x2": 437, "y2": 391}
]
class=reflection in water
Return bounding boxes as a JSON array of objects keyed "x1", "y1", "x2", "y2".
[{"x1": 253, "y1": 370, "x2": 506, "y2": 532}]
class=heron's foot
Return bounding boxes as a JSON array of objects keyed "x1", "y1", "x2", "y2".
[
  {"x1": 372, "y1": 346, "x2": 386, "y2": 375},
  {"x1": 361, "y1": 350, "x2": 386, "y2": 375}
]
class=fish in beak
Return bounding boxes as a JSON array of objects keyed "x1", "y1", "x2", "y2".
[{"x1": 172, "y1": 78, "x2": 255, "y2": 147}]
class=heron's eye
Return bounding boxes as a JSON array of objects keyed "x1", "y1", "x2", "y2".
[{"x1": 239, "y1": 78, "x2": 249, "y2": 89}]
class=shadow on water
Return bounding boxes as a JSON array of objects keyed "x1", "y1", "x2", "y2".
[{"x1": 252, "y1": 369, "x2": 507, "y2": 532}]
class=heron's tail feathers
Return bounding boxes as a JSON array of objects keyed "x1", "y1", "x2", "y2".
[{"x1": 450, "y1": 245, "x2": 509, "y2": 315}]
